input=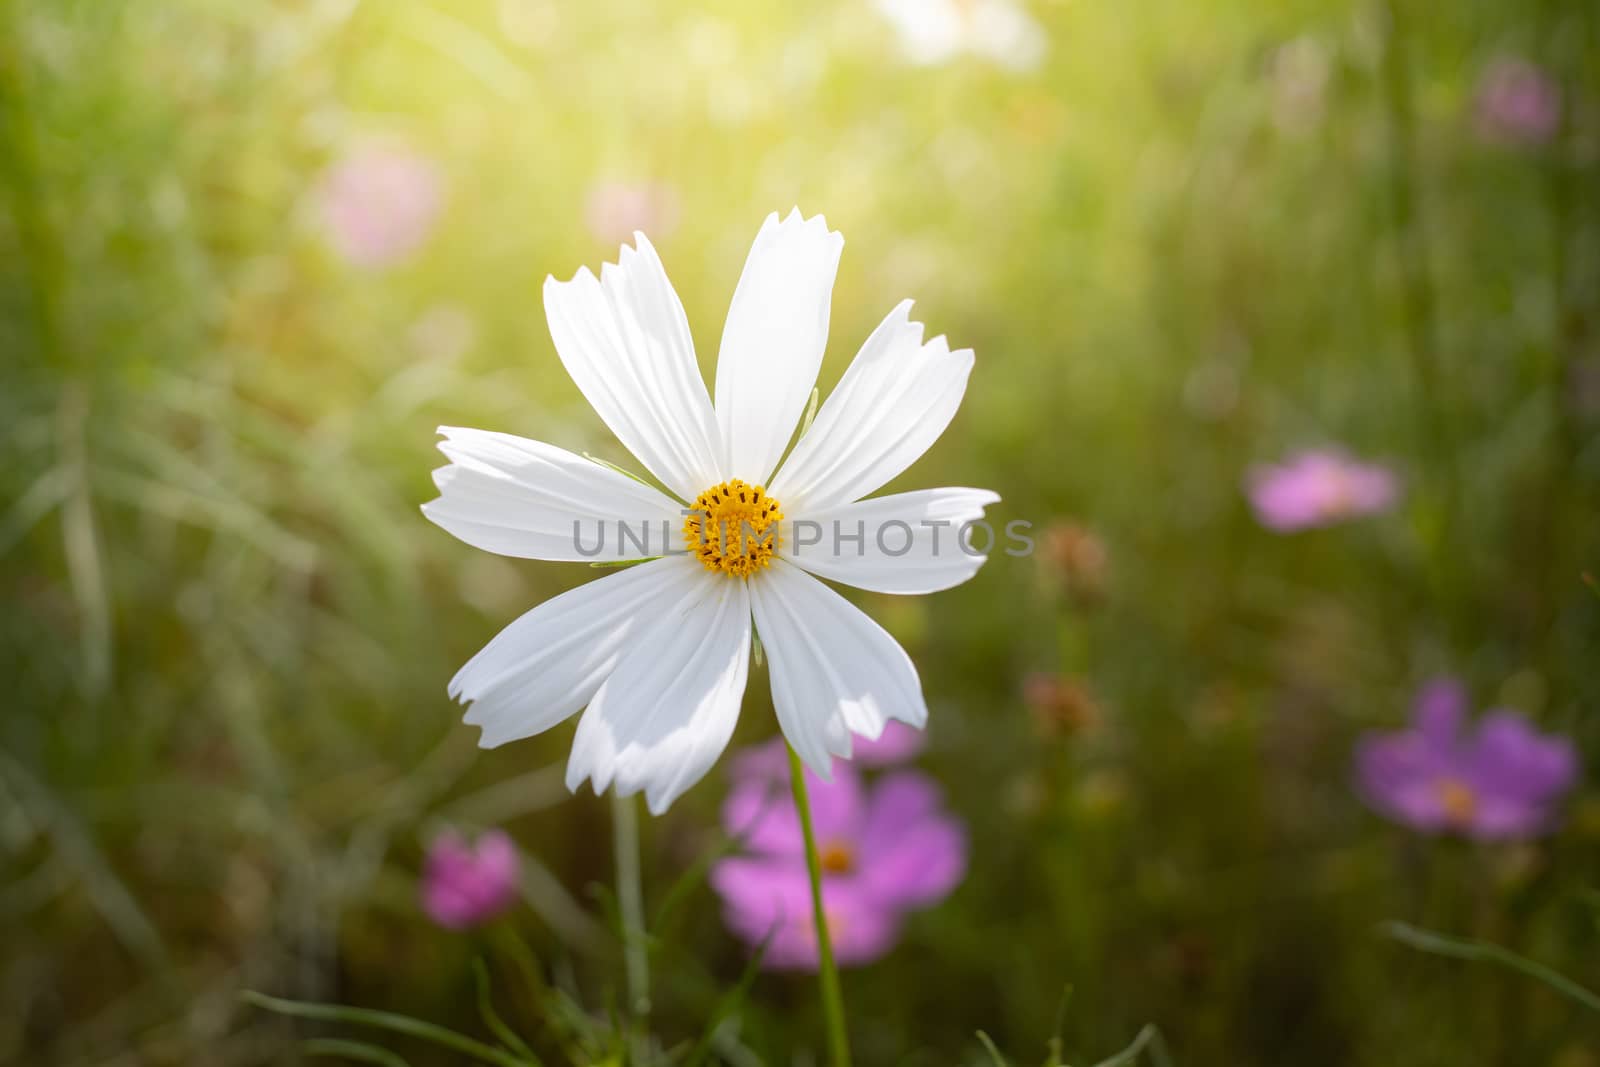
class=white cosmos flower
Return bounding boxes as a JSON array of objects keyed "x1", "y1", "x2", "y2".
[{"x1": 423, "y1": 209, "x2": 998, "y2": 814}]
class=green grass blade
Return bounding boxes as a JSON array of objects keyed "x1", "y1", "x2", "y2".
[
  {"x1": 241, "y1": 991, "x2": 534, "y2": 1067},
  {"x1": 1087, "y1": 1025, "x2": 1172, "y2": 1067},
  {"x1": 1045, "y1": 984, "x2": 1074, "y2": 1066},
  {"x1": 473, "y1": 959, "x2": 541, "y2": 1064},
  {"x1": 974, "y1": 1030, "x2": 1010, "y2": 1067},
  {"x1": 1381, "y1": 921, "x2": 1600, "y2": 1014},
  {"x1": 304, "y1": 1037, "x2": 414, "y2": 1067},
  {"x1": 651, "y1": 785, "x2": 786, "y2": 939},
  {"x1": 682, "y1": 933, "x2": 772, "y2": 1067}
]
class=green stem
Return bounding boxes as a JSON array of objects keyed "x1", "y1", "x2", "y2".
[
  {"x1": 610, "y1": 791, "x2": 650, "y2": 1063},
  {"x1": 785, "y1": 743, "x2": 851, "y2": 1067}
]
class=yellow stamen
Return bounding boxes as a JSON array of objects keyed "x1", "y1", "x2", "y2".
[
  {"x1": 819, "y1": 841, "x2": 855, "y2": 875},
  {"x1": 683, "y1": 479, "x2": 783, "y2": 578},
  {"x1": 1435, "y1": 778, "x2": 1477, "y2": 825}
]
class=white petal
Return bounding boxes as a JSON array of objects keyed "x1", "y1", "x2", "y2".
[
  {"x1": 422, "y1": 427, "x2": 683, "y2": 561},
  {"x1": 768, "y1": 300, "x2": 973, "y2": 513},
  {"x1": 714, "y1": 209, "x2": 844, "y2": 486},
  {"x1": 748, "y1": 560, "x2": 926, "y2": 778},
  {"x1": 543, "y1": 235, "x2": 723, "y2": 501},
  {"x1": 782, "y1": 488, "x2": 1001, "y2": 595},
  {"x1": 566, "y1": 572, "x2": 752, "y2": 814},
  {"x1": 450, "y1": 556, "x2": 702, "y2": 748}
]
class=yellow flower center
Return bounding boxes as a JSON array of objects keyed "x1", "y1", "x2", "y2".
[
  {"x1": 1435, "y1": 778, "x2": 1477, "y2": 825},
  {"x1": 683, "y1": 479, "x2": 783, "y2": 578},
  {"x1": 820, "y1": 840, "x2": 856, "y2": 875}
]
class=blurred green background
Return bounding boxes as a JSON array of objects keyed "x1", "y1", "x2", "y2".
[{"x1": 3, "y1": 0, "x2": 1598, "y2": 1063}]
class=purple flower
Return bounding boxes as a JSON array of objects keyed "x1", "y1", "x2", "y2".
[
  {"x1": 1355, "y1": 678, "x2": 1579, "y2": 840},
  {"x1": 1247, "y1": 449, "x2": 1400, "y2": 531},
  {"x1": 421, "y1": 830, "x2": 519, "y2": 929},
  {"x1": 711, "y1": 760, "x2": 965, "y2": 969},
  {"x1": 320, "y1": 145, "x2": 444, "y2": 267},
  {"x1": 1476, "y1": 57, "x2": 1561, "y2": 146}
]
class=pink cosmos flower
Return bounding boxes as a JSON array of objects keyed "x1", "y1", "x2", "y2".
[
  {"x1": 1247, "y1": 449, "x2": 1399, "y2": 531},
  {"x1": 711, "y1": 760, "x2": 965, "y2": 969},
  {"x1": 731, "y1": 723, "x2": 926, "y2": 780},
  {"x1": 1476, "y1": 57, "x2": 1561, "y2": 147},
  {"x1": 1355, "y1": 678, "x2": 1579, "y2": 840},
  {"x1": 320, "y1": 145, "x2": 444, "y2": 267},
  {"x1": 583, "y1": 180, "x2": 680, "y2": 248},
  {"x1": 421, "y1": 830, "x2": 520, "y2": 929}
]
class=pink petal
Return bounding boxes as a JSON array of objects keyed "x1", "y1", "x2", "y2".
[
  {"x1": 721, "y1": 755, "x2": 866, "y2": 857},
  {"x1": 858, "y1": 772, "x2": 967, "y2": 908},
  {"x1": 710, "y1": 857, "x2": 901, "y2": 970},
  {"x1": 847, "y1": 720, "x2": 927, "y2": 766}
]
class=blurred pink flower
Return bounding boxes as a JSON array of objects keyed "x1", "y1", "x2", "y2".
[
  {"x1": 320, "y1": 145, "x2": 444, "y2": 267},
  {"x1": 1476, "y1": 57, "x2": 1561, "y2": 146},
  {"x1": 712, "y1": 760, "x2": 965, "y2": 969},
  {"x1": 421, "y1": 830, "x2": 519, "y2": 929},
  {"x1": 583, "y1": 181, "x2": 680, "y2": 248},
  {"x1": 731, "y1": 722, "x2": 926, "y2": 779},
  {"x1": 1038, "y1": 520, "x2": 1109, "y2": 606},
  {"x1": 1355, "y1": 678, "x2": 1579, "y2": 840},
  {"x1": 1022, "y1": 672, "x2": 1100, "y2": 739},
  {"x1": 1247, "y1": 449, "x2": 1399, "y2": 531}
]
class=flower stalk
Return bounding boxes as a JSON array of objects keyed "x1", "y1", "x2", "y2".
[
  {"x1": 785, "y1": 742, "x2": 852, "y2": 1067},
  {"x1": 611, "y1": 791, "x2": 651, "y2": 1061}
]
